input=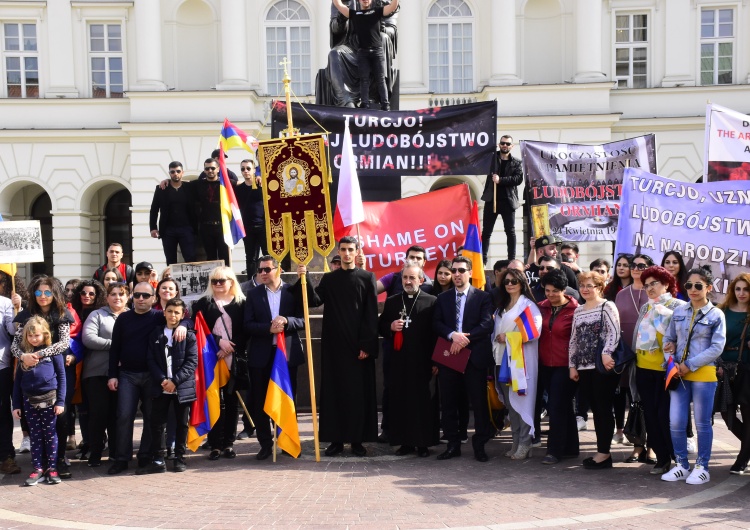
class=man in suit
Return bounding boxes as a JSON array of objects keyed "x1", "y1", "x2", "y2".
[
  {"x1": 149, "y1": 161, "x2": 197, "y2": 265},
  {"x1": 433, "y1": 256, "x2": 494, "y2": 462},
  {"x1": 244, "y1": 256, "x2": 305, "y2": 460}
]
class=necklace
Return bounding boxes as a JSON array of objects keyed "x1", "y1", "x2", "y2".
[
  {"x1": 399, "y1": 289, "x2": 421, "y2": 328},
  {"x1": 629, "y1": 285, "x2": 645, "y2": 313}
]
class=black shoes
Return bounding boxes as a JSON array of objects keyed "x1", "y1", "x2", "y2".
[
  {"x1": 222, "y1": 448, "x2": 236, "y2": 459},
  {"x1": 395, "y1": 445, "x2": 414, "y2": 456},
  {"x1": 173, "y1": 458, "x2": 187, "y2": 472},
  {"x1": 417, "y1": 447, "x2": 429, "y2": 458},
  {"x1": 135, "y1": 461, "x2": 166, "y2": 475},
  {"x1": 377, "y1": 431, "x2": 389, "y2": 444},
  {"x1": 324, "y1": 443, "x2": 344, "y2": 457},
  {"x1": 57, "y1": 459, "x2": 72, "y2": 479},
  {"x1": 107, "y1": 461, "x2": 128, "y2": 475},
  {"x1": 730, "y1": 460, "x2": 748, "y2": 475},
  {"x1": 351, "y1": 443, "x2": 367, "y2": 457},
  {"x1": 474, "y1": 448, "x2": 489, "y2": 463},
  {"x1": 437, "y1": 446, "x2": 461, "y2": 460},
  {"x1": 583, "y1": 456, "x2": 613, "y2": 469},
  {"x1": 208, "y1": 449, "x2": 221, "y2": 461},
  {"x1": 541, "y1": 455, "x2": 559, "y2": 465},
  {"x1": 256, "y1": 446, "x2": 273, "y2": 461}
]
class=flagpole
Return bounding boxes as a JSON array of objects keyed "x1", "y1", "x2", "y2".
[
  {"x1": 355, "y1": 224, "x2": 365, "y2": 270},
  {"x1": 272, "y1": 420, "x2": 277, "y2": 463}
]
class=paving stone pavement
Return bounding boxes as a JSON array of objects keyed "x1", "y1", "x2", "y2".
[{"x1": 1, "y1": 414, "x2": 750, "y2": 529}]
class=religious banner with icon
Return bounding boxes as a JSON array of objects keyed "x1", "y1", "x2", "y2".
[{"x1": 258, "y1": 133, "x2": 335, "y2": 265}]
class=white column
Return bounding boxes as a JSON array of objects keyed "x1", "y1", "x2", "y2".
[
  {"x1": 46, "y1": 2, "x2": 78, "y2": 97},
  {"x1": 661, "y1": 2, "x2": 695, "y2": 87},
  {"x1": 217, "y1": 0, "x2": 250, "y2": 89},
  {"x1": 489, "y1": 0, "x2": 522, "y2": 86},
  {"x1": 398, "y1": 0, "x2": 427, "y2": 93},
  {"x1": 51, "y1": 210, "x2": 92, "y2": 281},
  {"x1": 133, "y1": 0, "x2": 166, "y2": 90},
  {"x1": 573, "y1": 0, "x2": 606, "y2": 83}
]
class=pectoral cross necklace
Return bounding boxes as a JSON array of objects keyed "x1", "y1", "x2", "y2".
[{"x1": 399, "y1": 290, "x2": 421, "y2": 329}]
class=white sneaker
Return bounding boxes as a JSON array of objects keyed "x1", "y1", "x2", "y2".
[
  {"x1": 576, "y1": 416, "x2": 587, "y2": 431},
  {"x1": 686, "y1": 465, "x2": 710, "y2": 485},
  {"x1": 686, "y1": 437, "x2": 697, "y2": 454},
  {"x1": 661, "y1": 465, "x2": 690, "y2": 482},
  {"x1": 19, "y1": 437, "x2": 30, "y2": 454},
  {"x1": 612, "y1": 432, "x2": 624, "y2": 444}
]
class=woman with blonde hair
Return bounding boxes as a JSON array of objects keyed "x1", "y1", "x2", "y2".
[{"x1": 191, "y1": 266, "x2": 246, "y2": 460}]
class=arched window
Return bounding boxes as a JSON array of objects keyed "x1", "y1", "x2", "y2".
[
  {"x1": 30, "y1": 193, "x2": 52, "y2": 276},
  {"x1": 104, "y1": 190, "x2": 133, "y2": 267},
  {"x1": 427, "y1": 0, "x2": 473, "y2": 93},
  {"x1": 265, "y1": 0, "x2": 312, "y2": 96}
]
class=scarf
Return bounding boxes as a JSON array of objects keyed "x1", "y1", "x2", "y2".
[{"x1": 635, "y1": 293, "x2": 675, "y2": 352}]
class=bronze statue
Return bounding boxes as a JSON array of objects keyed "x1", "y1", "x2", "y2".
[{"x1": 315, "y1": 0, "x2": 399, "y2": 109}]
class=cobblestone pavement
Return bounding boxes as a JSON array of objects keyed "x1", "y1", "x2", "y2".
[{"x1": 1, "y1": 414, "x2": 750, "y2": 529}]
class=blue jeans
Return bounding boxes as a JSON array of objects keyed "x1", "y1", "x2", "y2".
[
  {"x1": 114, "y1": 371, "x2": 153, "y2": 463},
  {"x1": 669, "y1": 380, "x2": 717, "y2": 469}
]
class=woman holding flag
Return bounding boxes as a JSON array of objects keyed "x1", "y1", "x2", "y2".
[
  {"x1": 493, "y1": 268, "x2": 541, "y2": 460},
  {"x1": 662, "y1": 266, "x2": 726, "y2": 485},
  {"x1": 191, "y1": 266, "x2": 246, "y2": 460}
]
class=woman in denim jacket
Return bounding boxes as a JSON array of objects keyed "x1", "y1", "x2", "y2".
[{"x1": 661, "y1": 266, "x2": 726, "y2": 485}]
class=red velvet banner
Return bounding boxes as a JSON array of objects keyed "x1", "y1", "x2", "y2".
[{"x1": 335, "y1": 184, "x2": 472, "y2": 278}]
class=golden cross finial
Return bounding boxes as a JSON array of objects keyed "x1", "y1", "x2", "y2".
[{"x1": 280, "y1": 57, "x2": 291, "y2": 80}]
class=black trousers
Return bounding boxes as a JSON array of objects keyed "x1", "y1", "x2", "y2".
[
  {"x1": 577, "y1": 369, "x2": 619, "y2": 454},
  {"x1": 637, "y1": 367, "x2": 673, "y2": 465},
  {"x1": 242, "y1": 224, "x2": 268, "y2": 277},
  {"x1": 200, "y1": 223, "x2": 229, "y2": 266},
  {"x1": 54, "y1": 364, "x2": 76, "y2": 461},
  {"x1": 161, "y1": 225, "x2": 196, "y2": 264},
  {"x1": 0, "y1": 367, "x2": 15, "y2": 460},
  {"x1": 357, "y1": 47, "x2": 388, "y2": 108},
  {"x1": 481, "y1": 205, "x2": 516, "y2": 261},
  {"x1": 84, "y1": 376, "x2": 117, "y2": 461},
  {"x1": 249, "y1": 349, "x2": 299, "y2": 449},
  {"x1": 207, "y1": 385, "x2": 238, "y2": 450},
  {"x1": 149, "y1": 393, "x2": 191, "y2": 459},
  {"x1": 438, "y1": 362, "x2": 490, "y2": 451},
  {"x1": 539, "y1": 365, "x2": 579, "y2": 458}
]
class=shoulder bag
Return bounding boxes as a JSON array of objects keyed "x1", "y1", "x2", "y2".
[
  {"x1": 595, "y1": 303, "x2": 636, "y2": 375},
  {"x1": 667, "y1": 307, "x2": 714, "y2": 391}
]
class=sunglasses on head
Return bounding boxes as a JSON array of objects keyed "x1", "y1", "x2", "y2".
[
  {"x1": 685, "y1": 282, "x2": 706, "y2": 291},
  {"x1": 503, "y1": 278, "x2": 520, "y2": 286},
  {"x1": 451, "y1": 267, "x2": 469, "y2": 274},
  {"x1": 211, "y1": 278, "x2": 228, "y2": 285},
  {"x1": 257, "y1": 267, "x2": 276, "y2": 274},
  {"x1": 34, "y1": 290, "x2": 52, "y2": 297},
  {"x1": 132, "y1": 292, "x2": 152, "y2": 299}
]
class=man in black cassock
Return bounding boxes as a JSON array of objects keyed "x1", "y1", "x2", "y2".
[
  {"x1": 378, "y1": 261, "x2": 438, "y2": 457},
  {"x1": 296, "y1": 236, "x2": 379, "y2": 457}
]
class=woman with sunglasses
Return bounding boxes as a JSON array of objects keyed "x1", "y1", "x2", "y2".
[
  {"x1": 71, "y1": 281, "x2": 106, "y2": 325},
  {"x1": 191, "y1": 266, "x2": 246, "y2": 460},
  {"x1": 493, "y1": 269, "x2": 541, "y2": 460},
  {"x1": 101, "y1": 268, "x2": 124, "y2": 290},
  {"x1": 538, "y1": 269, "x2": 579, "y2": 465},
  {"x1": 716, "y1": 273, "x2": 750, "y2": 474},
  {"x1": 603, "y1": 254, "x2": 633, "y2": 302},
  {"x1": 81, "y1": 282, "x2": 130, "y2": 467},
  {"x1": 11, "y1": 276, "x2": 76, "y2": 479},
  {"x1": 632, "y1": 266, "x2": 686, "y2": 475},
  {"x1": 662, "y1": 251, "x2": 689, "y2": 302},
  {"x1": 569, "y1": 271, "x2": 621, "y2": 470},
  {"x1": 661, "y1": 266, "x2": 726, "y2": 485},
  {"x1": 614, "y1": 253, "x2": 654, "y2": 461}
]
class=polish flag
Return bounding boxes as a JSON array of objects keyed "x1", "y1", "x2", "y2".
[{"x1": 333, "y1": 118, "x2": 365, "y2": 236}]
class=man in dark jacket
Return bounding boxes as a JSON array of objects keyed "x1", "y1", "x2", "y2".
[
  {"x1": 481, "y1": 135, "x2": 523, "y2": 263},
  {"x1": 149, "y1": 161, "x2": 197, "y2": 265}
]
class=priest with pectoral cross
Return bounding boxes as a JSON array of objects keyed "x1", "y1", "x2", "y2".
[{"x1": 378, "y1": 261, "x2": 439, "y2": 457}]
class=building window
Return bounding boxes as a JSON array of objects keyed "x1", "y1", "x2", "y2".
[
  {"x1": 265, "y1": 0, "x2": 311, "y2": 96},
  {"x1": 427, "y1": 0, "x2": 473, "y2": 94},
  {"x1": 614, "y1": 14, "x2": 647, "y2": 89},
  {"x1": 701, "y1": 8, "x2": 733, "y2": 85},
  {"x1": 89, "y1": 23, "x2": 123, "y2": 98},
  {"x1": 2, "y1": 23, "x2": 38, "y2": 98}
]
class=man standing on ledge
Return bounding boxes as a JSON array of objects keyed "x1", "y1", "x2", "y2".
[
  {"x1": 149, "y1": 161, "x2": 196, "y2": 265},
  {"x1": 296, "y1": 236, "x2": 379, "y2": 457},
  {"x1": 481, "y1": 135, "x2": 523, "y2": 263},
  {"x1": 331, "y1": 0, "x2": 400, "y2": 110}
]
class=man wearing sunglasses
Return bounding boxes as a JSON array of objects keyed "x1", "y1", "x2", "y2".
[
  {"x1": 433, "y1": 256, "x2": 494, "y2": 462},
  {"x1": 480, "y1": 135, "x2": 523, "y2": 264},
  {"x1": 149, "y1": 161, "x2": 197, "y2": 265},
  {"x1": 244, "y1": 256, "x2": 305, "y2": 461},
  {"x1": 193, "y1": 158, "x2": 230, "y2": 266},
  {"x1": 234, "y1": 158, "x2": 267, "y2": 277}
]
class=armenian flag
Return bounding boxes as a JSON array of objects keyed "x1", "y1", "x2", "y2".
[
  {"x1": 218, "y1": 145, "x2": 246, "y2": 247},
  {"x1": 187, "y1": 311, "x2": 230, "y2": 452},
  {"x1": 220, "y1": 118, "x2": 259, "y2": 153},
  {"x1": 665, "y1": 355, "x2": 679, "y2": 391},
  {"x1": 462, "y1": 200, "x2": 486, "y2": 290},
  {"x1": 264, "y1": 332, "x2": 301, "y2": 458},
  {"x1": 514, "y1": 306, "x2": 541, "y2": 342}
]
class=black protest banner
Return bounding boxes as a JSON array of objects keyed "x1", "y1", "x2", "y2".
[{"x1": 271, "y1": 101, "x2": 497, "y2": 177}]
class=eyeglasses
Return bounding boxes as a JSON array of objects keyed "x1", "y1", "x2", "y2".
[
  {"x1": 258, "y1": 267, "x2": 276, "y2": 274},
  {"x1": 685, "y1": 282, "x2": 706, "y2": 291},
  {"x1": 503, "y1": 278, "x2": 520, "y2": 286},
  {"x1": 169, "y1": 169, "x2": 182, "y2": 174},
  {"x1": 643, "y1": 280, "x2": 661, "y2": 289},
  {"x1": 579, "y1": 284, "x2": 598, "y2": 290},
  {"x1": 211, "y1": 278, "x2": 228, "y2": 285},
  {"x1": 451, "y1": 267, "x2": 469, "y2": 274},
  {"x1": 499, "y1": 142, "x2": 512, "y2": 146},
  {"x1": 34, "y1": 290, "x2": 52, "y2": 297},
  {"x1": 204, "y1": 167, "x2": 218, "y2": 171},
  {"x1": 539, "y1": 266, "x2": 556, "y2": 271},
  {"x1": 132, "y1": 292, "x2": 152, "y2": 299},
  {"x1": 632, "y1": 263, "x2": 648, "y2": 270},
  {"x1": 80, "y1": 291, "x2": 96, "y2": 297}
]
